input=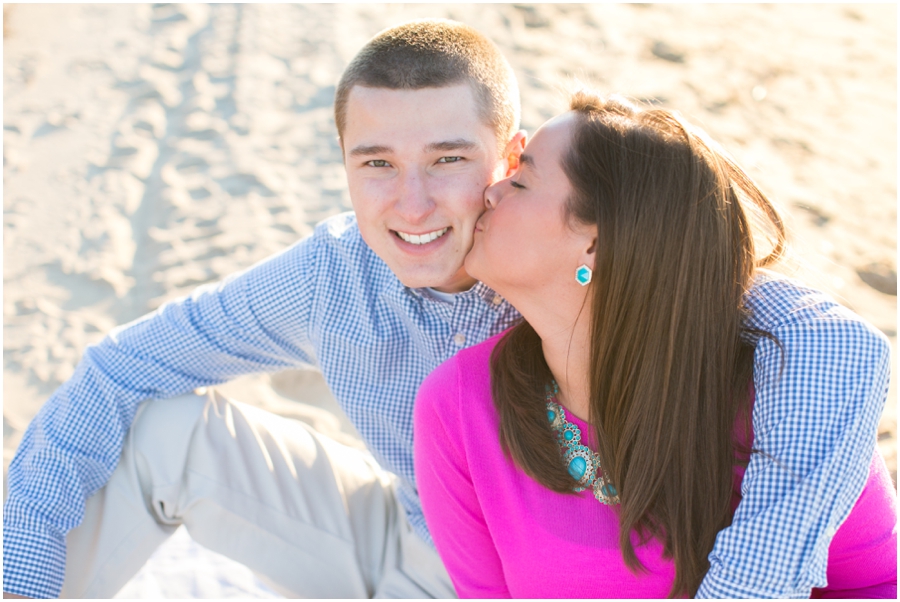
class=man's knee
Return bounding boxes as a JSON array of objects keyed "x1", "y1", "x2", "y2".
[{"x1": 128, "y1": 390, "x2": 210, "y2": 487}]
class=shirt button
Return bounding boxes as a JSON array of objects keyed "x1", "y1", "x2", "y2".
[
  {"x1": 492, "y1": 294, "x2": 503, "y2": 306},
  {"x1": 453, "y1": 333, "x2": 466, "y2": 345}
]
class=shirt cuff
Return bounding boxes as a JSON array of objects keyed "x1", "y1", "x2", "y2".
[
  {"x1": 2, "y1": 524, "x2": 67, "y2": 598},
  {"x1": 696, "y1": 568, "x2": 811, "y2": 599}
]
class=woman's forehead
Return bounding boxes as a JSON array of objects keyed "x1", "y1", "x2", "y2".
[{"x1": 523, "y1": 112, "x2": 577, "y2": 169}]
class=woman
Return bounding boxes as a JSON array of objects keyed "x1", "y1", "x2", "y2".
[{"x1": 414, "y1": 91, "x2": 896, "y2": 598}]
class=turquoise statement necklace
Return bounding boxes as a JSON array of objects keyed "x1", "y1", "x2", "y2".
[{"x1": 545, "y1": 381, "x2": 620, "y2": 505}]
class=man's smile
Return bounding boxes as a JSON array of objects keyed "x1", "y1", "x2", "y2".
[{"x1": 393, "y1": 227, "x2": 450, "y2": 245}]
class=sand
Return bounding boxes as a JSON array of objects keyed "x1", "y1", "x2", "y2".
[{"x1": 3, "y1": 4, "x2": 896, "y2": 598}]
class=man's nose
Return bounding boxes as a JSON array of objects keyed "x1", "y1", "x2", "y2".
[{"x1": 395, "y1": 170, "x2": 434, "y2": 223}]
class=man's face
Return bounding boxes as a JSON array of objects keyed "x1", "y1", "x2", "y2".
[{"x1": 342, "y1": 83, "x2": 517, "y2": 293}]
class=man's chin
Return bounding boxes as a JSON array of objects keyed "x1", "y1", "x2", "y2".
[
  {"x1": 462, "y1": 254, "x2": 485, "y2": 288},
  {"x1": 396, "y1": 268, "x2": 476, "y2": 294}
]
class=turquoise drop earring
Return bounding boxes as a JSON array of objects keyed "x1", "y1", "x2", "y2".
[{"x1": 575, "y1": 264, "x2": 592, "y2": 286}]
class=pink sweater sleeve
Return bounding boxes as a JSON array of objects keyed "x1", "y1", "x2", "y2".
[{"x1": 414, "y1": 357, "x2": 512, "y2": 598}]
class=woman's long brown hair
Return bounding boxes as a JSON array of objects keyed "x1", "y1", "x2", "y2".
[{"x1": 490, "y1": 92, "x2": 786, "y2": 598}]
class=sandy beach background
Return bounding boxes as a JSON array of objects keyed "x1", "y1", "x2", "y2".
[{"x1": 4, "y1": 3, "x2": 896, "y2": 597}]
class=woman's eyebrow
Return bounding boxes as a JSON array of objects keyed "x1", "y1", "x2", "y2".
[
  {"x1": 519, "y1": 153, "x2": 535, "y2": 169},
  {"x1": 424, "y1": 139, "x2": 478, "y2": 153}
]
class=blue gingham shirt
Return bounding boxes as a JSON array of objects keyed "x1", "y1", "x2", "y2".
[{"x1": 3, "y1": 213, "x2": 891, "y2": 598}]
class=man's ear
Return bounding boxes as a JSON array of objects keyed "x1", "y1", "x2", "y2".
[{"x1": 502, "y1": 130, "x2": 527, "y2": 177}]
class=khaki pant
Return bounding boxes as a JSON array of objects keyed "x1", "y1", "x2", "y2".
[{"x1": 60, "y1": 390, "x2": 454, "y2": 598}]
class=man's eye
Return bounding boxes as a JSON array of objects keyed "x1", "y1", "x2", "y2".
[
  {"x1": 510, "y1": 180, "x2": 526, "y2": 189},
  {"x1": 367, "y1": 160, "x2": 390, "y2": 168},
  {"x1": 437, "y1": 156, "x2": 463, "y2": 164}
]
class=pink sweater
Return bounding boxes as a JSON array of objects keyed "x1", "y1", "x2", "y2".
[{"x1": 414, "y1": 333, "x2": 897, "y2": 598}]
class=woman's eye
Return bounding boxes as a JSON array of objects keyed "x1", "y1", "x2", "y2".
[
  {"x1": 367, "y1": 160, "x2": 390, "y2": 168},
  {"x1": 510, "y1": 180, "x2": 526, "y2": 189},
  {"x1": 437, "y1": 156, "x2": 463, "y2": 164}
]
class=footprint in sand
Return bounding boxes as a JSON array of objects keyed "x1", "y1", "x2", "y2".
[{"x1": 857, "y1": 263, "x2": 897, "y2": 296}]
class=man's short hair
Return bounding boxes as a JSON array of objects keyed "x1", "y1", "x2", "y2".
[{"x1": 334, "y1": 19, "x2": 521, "y2": 149}]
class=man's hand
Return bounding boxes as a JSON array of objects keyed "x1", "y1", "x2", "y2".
[{"x1": 4, "y1": 593, "x2": 31, "y2": 599}]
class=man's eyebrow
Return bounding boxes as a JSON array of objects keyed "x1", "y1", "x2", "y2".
[
  {"x1": 519, "y1": 153, "x2": 535, "y2": 168},
  {"x1": 425, "y1": 139, "x2": 478, "y2": 153},
  {"x1": 348, "y1": 144, "x2": 393, "y2": 157}
]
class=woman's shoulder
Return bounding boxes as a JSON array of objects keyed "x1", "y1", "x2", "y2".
[
  {"x1": 457, "y1": 329, "x2": 509, "y2": 367},
  {"x1": 424, "y1": 330, "x2": 507, "y2": 387},
  {"x1": 415, "y1": 330, "x2": 508, "y2": 428}
]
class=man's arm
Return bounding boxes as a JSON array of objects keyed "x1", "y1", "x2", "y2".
[
  {"x1": 2, "y1": 234, "x2": 323, "y2": 599},
  {"x1": 697, "y1": 277, "x2": 892, "y2": 598}
]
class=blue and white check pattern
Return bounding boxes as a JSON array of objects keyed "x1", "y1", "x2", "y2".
[
  {"x1": 3, "y1": 214, "x2": 891, "y2": 598},
  {"x1": 698, "y1": 273, "x2": 891, "y2": 598}
]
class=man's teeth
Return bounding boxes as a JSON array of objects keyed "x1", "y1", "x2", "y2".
[{"x1": 396, "y1": 227, "x2": 449, "y2": 245}]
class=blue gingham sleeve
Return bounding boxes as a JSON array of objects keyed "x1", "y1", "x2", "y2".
[
  {"x1": 2, "y1": 232, "x2": 325, "y2": 598},
  {"x1": 696, "y1": 276, "x2": 892, "y2": 598}
]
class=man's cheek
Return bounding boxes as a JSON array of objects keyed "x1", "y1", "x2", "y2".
[{"x1": 490, "y1": 159, "x2": 510, "y2": 184}]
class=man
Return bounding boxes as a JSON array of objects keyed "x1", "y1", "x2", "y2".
[{"x1": 3, "y1": 19, "x2": 891, "y2": 599}]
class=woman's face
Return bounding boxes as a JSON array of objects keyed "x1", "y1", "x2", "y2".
[{"x1": 465, "y1": 112, "x2": 595, "y2": 303}]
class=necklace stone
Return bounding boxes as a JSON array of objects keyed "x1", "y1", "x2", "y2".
[{"x1": 545, "y1": 382, "x2": 620, "y2": 505}]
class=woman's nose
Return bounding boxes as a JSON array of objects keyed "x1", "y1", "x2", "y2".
[{"x1": 484, "y1": 180, "x2": 503, "y2": 209}]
